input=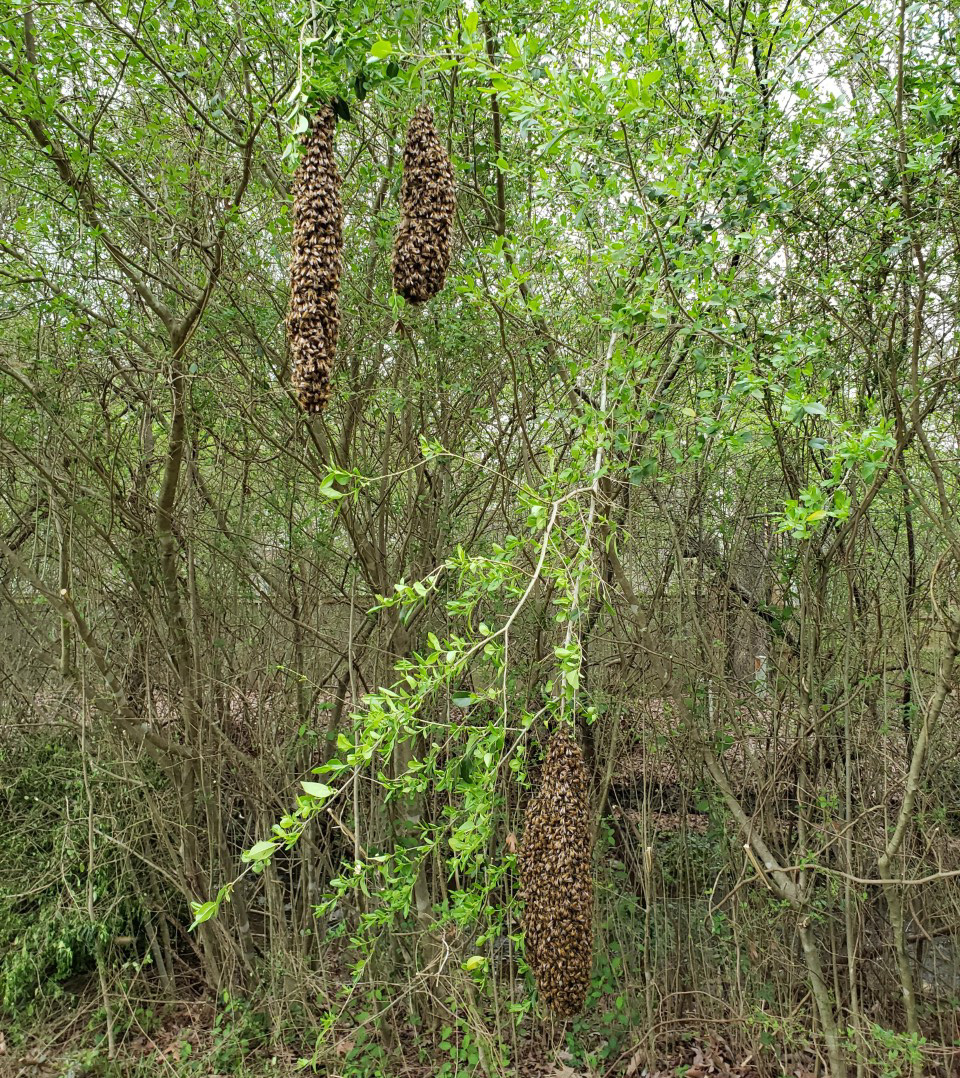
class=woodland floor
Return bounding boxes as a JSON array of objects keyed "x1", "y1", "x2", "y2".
[{"x1": 0, "y1": 981, "x2": 818, "y2": 1078}]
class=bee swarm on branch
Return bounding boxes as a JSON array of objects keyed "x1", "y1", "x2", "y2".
[
  {"x1": 518, "y1": 728, "x2": 595, "y2": 1017},
  {"x1": 286, "y1": 105, "x2": 343, "y2": 412},
  {"x1": 392, "y1": 104, "x2": 456, "y2": 305}
]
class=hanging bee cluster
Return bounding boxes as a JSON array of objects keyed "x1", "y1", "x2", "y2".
[
  {"x1": 518, "y1": 728, "x2": 595, "y2": 1017},
  {"x1": 392, "y1": 104, "x2": 456, "y2": 304},
  {"x1": 286, "y1": 105, "x2": 343, "y2": 412}
]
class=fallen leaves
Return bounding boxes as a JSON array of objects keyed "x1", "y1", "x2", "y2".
[{"x1": 621, "y1": 1038, "x2": 820, "y2": 1078}]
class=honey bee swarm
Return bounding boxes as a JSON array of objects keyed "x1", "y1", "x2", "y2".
[
  {"x1": 286, "y1": 106, "x2": 342, "y2": 412},
  {"x1": 392, "y1": 105, "x2": 456, "y2": 304},
  {"x1": 518, "y1": 729, "x2": 595, "y2": 1017}
]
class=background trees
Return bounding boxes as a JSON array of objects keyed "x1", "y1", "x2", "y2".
[{"x1": 1, "y1": 0, "x2": 959, "y2": 1074}]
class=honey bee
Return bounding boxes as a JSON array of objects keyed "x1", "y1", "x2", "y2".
[
  {"x1": 518, "y1": 729, "x2": 594, "y2": 1017},
  {"x1": 392, "y1": 105, "x2": 456, "y2": 305},
  {"x1": 286, "y1": 106, "x2": 343, "y2": 413}
]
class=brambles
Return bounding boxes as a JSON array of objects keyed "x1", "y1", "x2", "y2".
[
  {"x1": 286, "y1": 106, "x2": 342, "y2": 412},
  {"x1": 518, "y1": 728, "x2": 594, "y2": 1017},
  {"x1": 392, "y1": 105, "x2": 456, "y2": 304}
]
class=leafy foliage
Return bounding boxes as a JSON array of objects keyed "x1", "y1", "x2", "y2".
[{"x1": 2, "y1": 0, "x2": 960, "y2": 1074}]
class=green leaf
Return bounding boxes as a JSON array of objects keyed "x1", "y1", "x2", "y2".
[
  {"x1": 244, "y1": 840, "x2": 279, "y2": 862},
  {"x1": 301, "y1": 781, "x2": 334, "y2": 799},
  {"x1": 370, "y1": 40, "x2": 392, "y2": 60},
  {"x1": 464, "y1": 11, "x2": 480, "y2": 34},
  {"x1": 189, "y1": 901, "x2": 217, "y2": 929}
]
